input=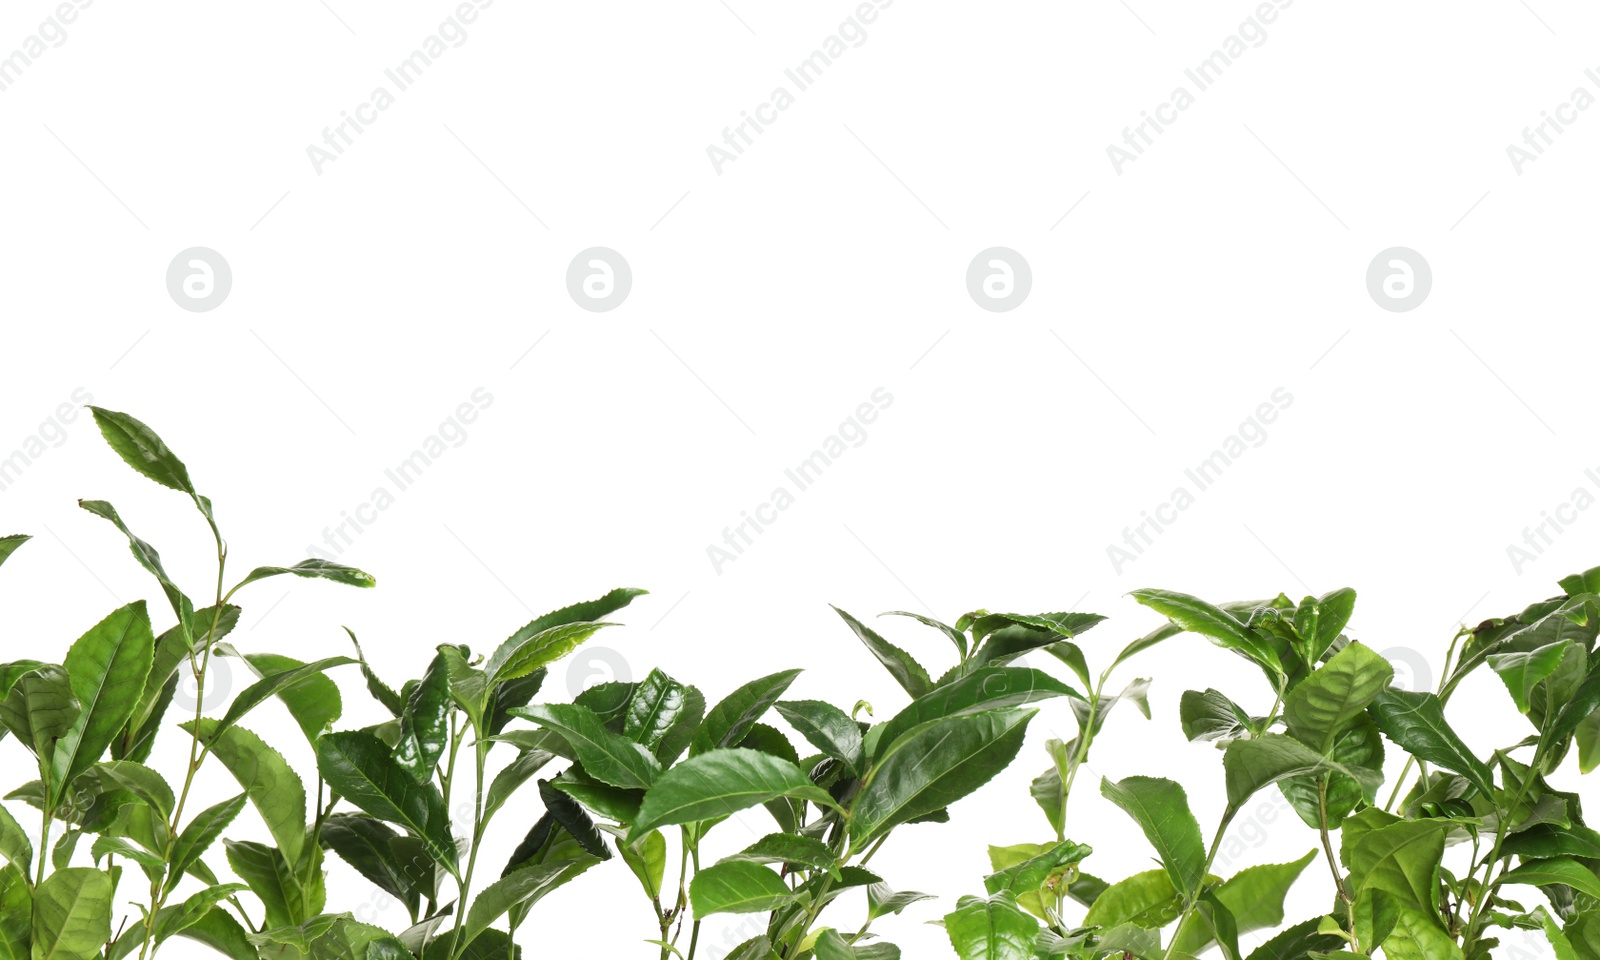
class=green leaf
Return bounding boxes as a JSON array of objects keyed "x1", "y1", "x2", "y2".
[
  {"x1": 225, "y1": 840, "x2": 319, "y2": 930},
  {"x1": 233, "y1": 559, "x2": 376, "y2": 591},
  {"x1": 76, "y1": 502, "x2": 188, "y2": 622},
  {"x1": 1501, "y1": 857, "x2": 1600, "y2": 900},
  {"x1": 483, "y1": 749, "x2": 557, "y2": 825},
  {"x1": 1129, "y1": 588, "x2": 1280, "y2": 676},
  {"x1": 1100, "y1": 776, "x2": 1206, "y2": 896},
  {"x1": 1278, "y1": 716, "x2": 1384, "y2": 830},
  {"x1": 181, "y1": 719, "x2": 307, "y2": 869},
  {"x1": 514, "y1": 703, "x2": 661, "y2": 789},
  {"x1": 0, "y1": 535, "x2": 28, "y2": 571},
  {"x1": 867, "y1": 882, "x2": 936, "y2": 920},
  {"x1": 0, "y1": 665, "x2": 79, "y2": 763},
  {"x1": 812, "y1": 929, "x2": 858, "y2": 960},
  {"x1": 1341, "y1": 811, "x2": 1449, "y2": 909},
  {"x1": 690, "y1": 861, "x2": 796, "y2": 916},
  {"x1": 394, "y1": 653, "x2": 450, "y2": 782},
  {"x1": 88, "y1": 407, "x2": 195, "y2": 494},
  {"x1": 1180, "y1": 689, "x2": 1254, "y2": 743},
  {"x1": 1028, "y1": 739, "x2": 1072, "y2": 836},
  {"x1": 850, "y1": 709, "x2": 1035, "y2": 853},
  {"x1": 212, "y1": 652, "x2": 355, "y2": 744},
  {"x1": 1369, "y1": 688, "x2": 1496, "y2": 798},
  {"x1": 1242, "y1": 916, "x2": 1345, "y2": 960},
  {"x1": 1538, "y1": 906, "x2": 1580, "y2": 960},
  {"x1": 1169, "y1": 851, "x2": 1317, "y2": 955},
  {"x1": 1500, "y1": 822, "x2": 1600, "y2": 860},
  {"x1": 87, "y1": 761, "x2": 173, "y2": 820},
  {"x1": 1282, "y1": 641, "x2": 1393, "y2": 752},
  {"x1": 872, "y1": 667, "x2": 1074, "y2": 759},
  {"x1": 150, "y1": 883, "x2": 250, "y2": 945},
  {"x1": 315, "y1": 731, "x2": 457, "y2": 877},
  {"x1": 0, "y1": 806, "x2": 30, "y2": 875},
  {"x1": 692, "y1": 669, "x2": 803, "y2": 756},
  {"x1": 833, "y1": 607, "x2": 931, "y2": 699},
  {"x1": 1080, "y1": 870, "x2": 1182, "y2": 932},
  {"x1": 52, "y1": 602, "x2": 155, "y2": 803},
  {"x1": 0, "y1": 864, "x2": 32, "y2": 960},
  {"x1": 618, "y1": 830, "x2": 667, "y2": 900},
  {"x1": 629, "y1": 748, "x2": 836, "y2": 841},
  {"x1": 1223, "y1": 733, "x2": 1382, "y2": 810},
  {"x1": 775, "y1": 700, "x2": 863, "y2": 776},
  {"x1": 616, "y1": 669, "x2": 685, "y2": 754},
  {"x1": 462, "y1": 858, "x2": 597, "y2": 950},
  {"x1": 536, "y1": 779, "x2": 610, "y2": 860},
  {"x1": 166, "y1": 792, "x2": 247, "y2": 895},
  {"x1": 1312, "y1": 588, "x2": 1358, "y2": 657},
  {"x1": 1490, "y1": 641, "x2": 1571, "y2": 714},
  {"x1": 881, "y1": 610, "x2": 968, "y2": 658},
  {"x1": 169, "y1": 899, "x2": 256, "y2": 960},
  {"x1": 122, "y1": 603, "x2": 238, "y2": 763},
  {"x1": 1380, "y1": 901, "x2": 1464, "y2": 960},
  {"x1": 720, "y1": 833, "x2": 841, "y2": 879},
  {"x1": 480, "y1": 588, "x2": 646, "y2": 685},
  {"x1": 943, "y1": 892, "x2": 1039, "y2": 960},
  {"x1": 30, "y1": 867, "x2": 112, "y2": 960},
  {"x1": 984, "y1": 840, "x2": 1092, "y2": 897},
  {"x1": 319, "y1": 814, "x2": 419, "y2": 918}
]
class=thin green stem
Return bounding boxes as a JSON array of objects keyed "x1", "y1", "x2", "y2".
[
  {"x1": 1160, "y1": 806, "x2": 1238, "y2": 960},
  {"x1": 36, "y1": 805, "x2": 51, "y2": 888},
  {"x1": 447, "y1": 740, "x2": 489, "y2": 960}
]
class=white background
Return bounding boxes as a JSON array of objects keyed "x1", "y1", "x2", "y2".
[{"x1": 2, "y1": 1, "x2": 1597, "y2": 956}]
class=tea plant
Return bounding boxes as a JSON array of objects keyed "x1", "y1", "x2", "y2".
[{"x1": 8, "y1": 407, "x2": 1600, "y2": 960}]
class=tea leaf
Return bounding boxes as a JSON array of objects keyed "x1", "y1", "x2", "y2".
[
  {"x1": 629, "y1": 748, "x2": 836, "y2": 841},
  {"x1": 315, "y1": 731, "x2": 456, "y2": 877}
]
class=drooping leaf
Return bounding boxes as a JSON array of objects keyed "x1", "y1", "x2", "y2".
[
  {"x1": 87, "y1": 761, "x2": 173, "y2": 820},
  {"x1": 181, "y1": 719, "x2": 307, "y2": 869},
  {"x1": 1100, "y1": 775, "x2": 1206, "y2": 896},
  {"x1": 0, "y1": 665, "x2": 78, "y2": 763},
  {"x1": 692, "y1": 669, "x2": 803, "y2": 756},
  {"x1": 0, "y1": 807, "x2": 30, "y2": 876},
  {"x1": 833, "y1": 607, "x2": 931, "y2": 699},
  {"x1": 850, "y1": 709, "x2": 1035, "y2": 853},
  {"x1": 224, "y1": 840, "x2": 319, "y2": 930},
  {"x1": 618, "y1": 829, "x2": 667, "y2": 900},
  {"x1": 314, "y1": 730, "x2": 456, "y2": 876},
  {"x1": 629, "y1": 748, "x2": 836, "y2": 841},
  {"x1": 1242, "y1": 916, "x2": 1345, "y2": 960}
]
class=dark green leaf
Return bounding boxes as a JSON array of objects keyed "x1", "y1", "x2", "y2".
[
  {"x1": 315, "y1": 730, "x2": 456, "y2": 877},
  {"x1": 623, "y1": 668, "x2": 690, "y2": 752},
  {"x1": 850, "y1": 709, "x2": 1035, "y2": 853},
  {"x1": 629, "y1": 748, "x2": 836, "y2": 841},
  {"x1": 1180, "y1": 688, "x2": 1253, "y2": 743},
  {"x1": 775, "y1": 700, "x2": 863, "y2": 776},
  {"x1": 394, "y1": 653, "x2": 450, "y2": 782},
  {"x1": 1282, "y1": 641, "x2": 1393, "y2": 752},
  {"x1": 881, "y1": 610, "x2": 968, "y2": 658},
  {"x1": 514, "y1": 703, "x2": 661, "y2": 790},
  {"x1": 167, "y1": 792, "x2": 247, "y2": 895},
  {"x1": 833, "y1": 607, "x2": 931, "y2": 699},
  {"x1": 1223, "y1": 733, "x2": 1382, "y2": 810},
  {"x1": 52, "y1": 601, "x2": 155, "y2": 803},
  {"x1": 1369, "y1": 688, "x2": 1496, "y2": 797},
  {"x1": 872, "y1": 667, "x2": 1074, "y2": 759},
  {"x1": 692, "y1": 669, "x2": 803, "y2": 756},
  {"x1": 319, "y1": 814, "x2": 419, "y2": 918}
]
